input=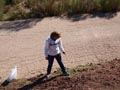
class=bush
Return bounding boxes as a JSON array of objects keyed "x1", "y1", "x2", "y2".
[
  {"x1": 1, "y1": 0, "x2": 120, "y2": 20},
  {"x1": 100, "y1": 0, "x2": 120, "y2": 12}
]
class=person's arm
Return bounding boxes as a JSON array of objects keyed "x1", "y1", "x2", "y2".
[
  {"x1": 44, "y1": 40, "x2": 49, "y2": 59},
  {"x1": 59, "y1": 38, "x2": 65, "y2": 54}
]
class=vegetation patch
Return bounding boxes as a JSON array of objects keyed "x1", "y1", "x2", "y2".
[{"x1": 0, "y1": 0, "x2": 120, "y2": 20}]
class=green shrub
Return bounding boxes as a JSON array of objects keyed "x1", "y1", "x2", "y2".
[
  {"x1": 0, "y1": 0, "x2": 5, "y2": 20},
  {"x1": 100, "y1": 0, "x2": 120, "y2": 12}
]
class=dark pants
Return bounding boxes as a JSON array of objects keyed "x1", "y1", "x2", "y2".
[{"x1": 47, "y1": 54, "x2": 67, "y2": 74}]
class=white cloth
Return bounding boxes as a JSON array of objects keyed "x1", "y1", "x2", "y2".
[{"x1": 44, "y1": 37, "x2": 65, "y2": 57}]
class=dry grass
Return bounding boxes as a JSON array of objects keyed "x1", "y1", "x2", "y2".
[{"x1": 1, "y1": 0, "x2": 120, "y2": 20}]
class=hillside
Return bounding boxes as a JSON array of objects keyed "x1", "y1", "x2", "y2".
[{"x1": 0, "y1": 59, "x2": 120, "y2": 90}]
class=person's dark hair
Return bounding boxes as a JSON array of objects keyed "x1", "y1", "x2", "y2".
[{"x1": 50, "y1": 31, "x2": 61, "y2": 38}]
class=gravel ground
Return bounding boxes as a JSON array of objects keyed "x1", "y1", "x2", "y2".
[{"x1": 0, "y1": 12, "x2": 120, "y2": 82}]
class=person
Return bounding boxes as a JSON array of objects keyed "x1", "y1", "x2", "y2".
[{"x1": 44, "y1": 31, "x2": 69, "y2": 78}]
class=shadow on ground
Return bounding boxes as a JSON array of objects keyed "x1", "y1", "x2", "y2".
[
  {"x1": 18, "y1": 74, "x2": 63, "y2": 90},
  {"x1": 1, "y1": 80, "x2": 10, "y2": 87},
  {"x1": 0, "y1": 18, "x2": 42, "y2": 32},
  {"x1": 68, "y1": 12, "x2": 117, "y2": 22},
  {"x1": 0, "y1": 12, "x2": 118, "y2": 31}
]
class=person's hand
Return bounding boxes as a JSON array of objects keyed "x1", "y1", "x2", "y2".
[
  {"x1": 45, "y1": 57, "x2": 48, "y2": 60},
  {"x1": 62, "y1": 51, "x2": 66, "y2": 55}
]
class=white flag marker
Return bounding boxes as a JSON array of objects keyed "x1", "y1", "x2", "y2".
[{"x1": 7, "y1": 65, "x2": 17, "y2": 82}]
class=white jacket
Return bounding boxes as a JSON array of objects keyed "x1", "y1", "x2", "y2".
[{"x1": 44, "y1": 37, "x2": 65, "y2": 57}]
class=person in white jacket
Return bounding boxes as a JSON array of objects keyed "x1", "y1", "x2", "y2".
[{"x1": 45, "y1": 31, "x2": 69, "y2": 77}]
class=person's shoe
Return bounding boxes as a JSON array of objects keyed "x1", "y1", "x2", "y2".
[
  {"x1": 62, "y1": 73, "x2": 69, "y2": 76},
  {"x1": 44, "y1": 74, "x2": 50, "y2": 78}
]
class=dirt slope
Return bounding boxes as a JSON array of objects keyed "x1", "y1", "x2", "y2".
[{"x1": 0, "y1": 59, "x2": 120, "y2": 90}]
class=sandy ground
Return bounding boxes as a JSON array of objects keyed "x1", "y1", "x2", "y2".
[{"x1": 0, "y1": 12, "x2": 120, "y2": 82}]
